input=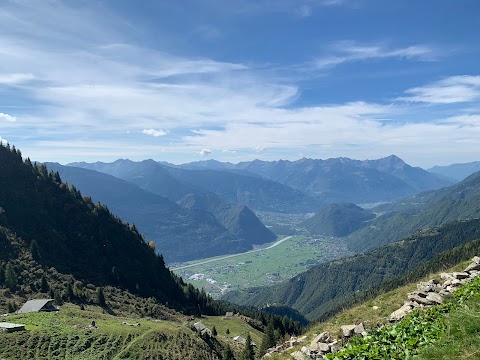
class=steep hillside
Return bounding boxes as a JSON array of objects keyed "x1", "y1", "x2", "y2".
[
  {"x1": 301, "y1": 203, "x2": 375, "y2": 237},
  {"x1": 223, "y1": 218, "x2": 480, "y2": 321},
  {"x1": 347, "y1": 170, "x2": 480, "y2": 252},
  {"x1": 0, "y1": 144, "x2": 218, "y2": 313},
  {"x1": 429, "y1": 160, "x2": 480, "y2": 181},
  {"x1": 44, "y1": 163, "x2": 251, "y2": 263}
]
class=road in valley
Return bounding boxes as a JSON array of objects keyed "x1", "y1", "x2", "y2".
[{"x1": 171, "y1": 235, "x2": 293, "y2": 271}]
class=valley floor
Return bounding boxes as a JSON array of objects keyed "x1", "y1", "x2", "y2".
[{"x1": 172, "y1": 235, "x2": 352, "y2": 298}]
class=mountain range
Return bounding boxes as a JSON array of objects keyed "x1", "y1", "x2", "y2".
[
  {"x1": 346, "y1": 169, "x2": 480, "y2": 252},
  {"x1": 179, "y1": 155, "x2": 452, "y2": 204},
  {"x1": 429, "y1": 161, "x2": 480, "y2": 182},
  {"x1": 46, "y1": 162, "x2": 275, "y2": 263}
]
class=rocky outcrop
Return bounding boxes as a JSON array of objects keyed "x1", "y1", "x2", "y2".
[
  {"x1": 388, "y1": 256, "x2": 480, "y2": 322},
  {"x1": 264, "y1": 256, "x2": 480, "y2": 359}
]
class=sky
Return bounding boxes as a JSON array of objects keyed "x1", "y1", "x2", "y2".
[{"x1": 0, "y1": 0, "x2": 479, "y2": 168}]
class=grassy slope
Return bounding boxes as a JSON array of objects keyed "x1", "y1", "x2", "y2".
[
  {"x1": 267, "y1": 259, "x2": 479, "y2": 359},
  {"x1": 0, "y1": 304, "x2": 264, "y2": 360}
]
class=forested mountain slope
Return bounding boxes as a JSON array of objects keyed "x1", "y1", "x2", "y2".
[
  {"x1": 223, "y1": 218, "x2": 480, "y2": 321},
  {"x1": 301, "y1": 203, "x2": 375, "y2": 237},
  {"x1": 0, "y1": 144, "x2": 214, "y2": 312},
  {"x1": 45, "y1": 163, "x2": 253, "y2": 263},
  {"x1": 347, "y1": 170, "x2": 480, "y2": 252}
]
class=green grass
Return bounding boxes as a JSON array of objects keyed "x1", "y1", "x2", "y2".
[
  {"x1": 0, "y1": 304, "x2": 261, "y2": 359},
  {"x1": 174, "y1": 235, "x2": 351, "y2": 298},
  {"x1": 416, "y1": 297, "x2": 480, "y2": 359},
  {"x1": 307, "y1": 260, "x2": 470, "y2": 338},
  {"x1": 198, "y1": 315, "x2": 264, "y2": 346}
]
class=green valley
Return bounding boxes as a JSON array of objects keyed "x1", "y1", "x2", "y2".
[{"x1": 172, "y1": 235, "x2": 352, "y2": 298}]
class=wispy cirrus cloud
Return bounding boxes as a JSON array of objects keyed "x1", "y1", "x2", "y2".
[
  {"x1": 314, "y1": 41, "x2": 438, "y2": 69},
  {"x1": 397, "y1": 75, "x2": 480, "y2": 104},
  {"x1": 0, "y1": 73, "x2": 35, "y2": 85}
]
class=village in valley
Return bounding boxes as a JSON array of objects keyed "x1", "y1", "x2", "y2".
[{"x1": 173, "y1": 235, "x2": 352, "y2": 298}]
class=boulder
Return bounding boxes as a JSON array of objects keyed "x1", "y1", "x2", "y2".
[
  {"x1": 291, "y1": 350, "x2": 309, "y2": 360},
  {"x1": 310, "y1": 331, "x2": 331, "y2": 346},
  {"x1": 452, "y1": 272, "x2": 470, "y2": 280},
  {"x1": 408, "y1": 293, "x2": 435, "y2": 305},
  {"x1": 317, "y1": 342, "x2": 331, "y2": 353},
  {"x1": 341, "y1": 325, "x2": 357, "y2": 338},
  {"x1": 464, "y1": 262, "x2": 480, "y2": 272},
  {"x1": 389, "y1": 304, "x2": 413, "y2": 321},
  {"x1": 353, "y1": 323, "x2": 365, "y2": 335},
  {"x1": 440, "y1": 273, "x2": 455, "y2": 280},
  {"x1": 426, "y1": 292, "x2": 443, "y2": 304},
  {"x1": 417, "y1": 280, "x2": 438, "y2": 292}
]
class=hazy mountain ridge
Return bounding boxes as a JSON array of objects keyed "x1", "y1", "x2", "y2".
[
  {"x1": 71, "y1": 159, "x2": 324, "y2": 213},
  {"x1": 346, "y1": 170, "x2": 480, "y2": 252},
  {"x1": 429, "y1": 160, "x2": 480, "y2": 182},
  {"x1": 48, "y1": 163, "x2": 273, "y2": 263},
  {"x1": 179, "y1": 155, "x2": 452, "y2": 204}
]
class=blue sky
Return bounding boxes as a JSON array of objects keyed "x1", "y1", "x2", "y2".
[{"x1": 1, "y1": 0, "x2": 479, "y2": 167}]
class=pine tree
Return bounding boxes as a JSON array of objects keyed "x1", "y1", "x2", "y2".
[
  {"x1": 41, "y1": 275, "x2": 49, "y2": 293},
  {"x1": 5, "y1": 262, "x2": 17, "y2": 291},
  {"x1": 212, "y1": 326, "x2": 218, "y2": 336},
  {"x1": 259, "y1": 319, "x2": 276, "y2": 356},
  {"x1": 97, "y1": 286, "x2": 106, "y2": 306},
  {"x1": 0, "y1": 262, "x2": 5, "y2": 285},
  {"x1": 222, "y1": 345, "x2": 234, "y2": 360},
  {"x1": 242, "y1": 333, "x2": 255, "y2": 360},
  {"x1": 30, "y1": 239, "x2": 40, "y2": 260}
]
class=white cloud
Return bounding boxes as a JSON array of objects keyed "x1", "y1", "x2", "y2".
[
  {"x1": 315, "y1": 41, "x2": 437, "y2": 68},
  {"x1": 142, "y1": 129, "x2": 167, "y2": 137},
  {"x1": 0, "y1": 113, "x2": 17, "y2": 122},
  {"x1": 0, "y1": 136, "x2": 7, "y2": 145},
  {"x1": 0, "y1": 73, "x2": 35, "y2": 85},
  {"x1": 398, "y1": 75, "x2": 480, "y2": 104},
  {"x1": 198, "y1": 149, "x2": 212, "y2": 156}
]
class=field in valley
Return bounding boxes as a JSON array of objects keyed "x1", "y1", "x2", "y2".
[{"x1": 172, "y1": 235, "x2": 352, "y2": 298}]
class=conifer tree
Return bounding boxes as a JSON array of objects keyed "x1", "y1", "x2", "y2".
[
  {"x1": 5, "y1": 262, "x2": 17, "y2": 291},
  {"x1": 242, "y1": 333, "x2": 255, "y2": 360},
  {"x1": 222, "y1": 346, "x2": 234, "y2": 360},
  {"x1": 97, "y1": 286, "x2": 106, "y2": 306}
]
